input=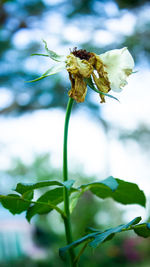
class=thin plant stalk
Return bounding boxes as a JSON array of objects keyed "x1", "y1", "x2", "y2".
[{"x1": 63, "y1": 97, "x2": 76, "y2": 266}]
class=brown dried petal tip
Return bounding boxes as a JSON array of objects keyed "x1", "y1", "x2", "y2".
[{"x1": 71, "y1": 47, "x2": 92, "y2": 61}]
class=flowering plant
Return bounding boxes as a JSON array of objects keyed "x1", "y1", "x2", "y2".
[{"x1": 0, "y1": 41, "x2": 150, "y2": 267}]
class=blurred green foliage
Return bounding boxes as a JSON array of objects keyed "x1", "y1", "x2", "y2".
[{"x1": 119, "y1": 124, "x2": 150, "y2": 151}]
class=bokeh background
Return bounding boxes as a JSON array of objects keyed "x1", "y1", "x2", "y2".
[{"x1": 0, "y1": 0, "x2": 150, "y2": 266}]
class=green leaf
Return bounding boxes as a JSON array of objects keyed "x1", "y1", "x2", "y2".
[
  {"x1": 100, "y1": 176, "x2": 119, "y2": 190},
  {"x1": 125, "y1": 216, "x2": 142, "y2": 228},
  {"x1": 22, "y1": 190, "x2": 34, "y2": 201},
  {"x1": 134, "y1": 223, "x2": 150, "y2": 237},
  {"x1": 113, "y1": 178, "x2": 146, "y2": 206},
  {"x1": 15, "y1": 180, "x2": 64, "y2": 194},
  {"x1": 43, "y1": 40, "x2": 66, "y2": 62},
  {"x1": 85, "y1": 77, "x2": 119, "y2": 102},
  {"x1": 70, "y1": 191, "x2": 82, "y2": 213},
  {"x1": 80, "y1": 176, "x2": 118, "y2": 192},
  {"x1": 60, "y1": 216, "x2": 150, "y2": 259},
  {"x1": 31, "y1": 53, "x2": 50, "y2": 57},
  {"x1": 26, "y1": 63, "x2": 66, "y2": 83},
  {"x1": 26, "y1": 185, "x2": 76, "y2": 221},
  {"x1": 26, "y1": 187, "x2": 64, "y2": 221},
  {"x1": 0, "y1": 191, "x2": 66, "y2": 218},
  {"x1": 79, "y1": 176, "x2": 119, "y2": 203},
  {"x1": 0, "y1": 194, "x2": 31, "y2": 214},
  {"x1": 82, "y1": 176, "x2": 146, "y2": 207},
  {"x1": 89, "y1": 217, "x2": 142, "y2": 248},
  {"x1": 15, "y1": 179, "x2": 75, "y2": 195}
]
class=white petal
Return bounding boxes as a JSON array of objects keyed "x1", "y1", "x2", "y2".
[{"x1": 99, "y1": 47, "x2": 134, "y2": 92}]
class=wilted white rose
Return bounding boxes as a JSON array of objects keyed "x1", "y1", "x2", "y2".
[{"x1": 32, "y1": 41, "x2": 135, "y2": 103}]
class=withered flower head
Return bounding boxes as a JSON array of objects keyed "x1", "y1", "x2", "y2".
[
  {"x1": 31, "y1": 40, "x2": 135, "y2": 104},
  {"x1": 66, "y1": 48, "x2": 111, "y2": 103},
  {"x1": 66, "y1": 49, "x2": 95, "y2": 102}
]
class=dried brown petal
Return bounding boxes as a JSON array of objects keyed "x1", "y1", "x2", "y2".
[{"x1": 68, "y1": 73, "x2": 87, "y2": 103}]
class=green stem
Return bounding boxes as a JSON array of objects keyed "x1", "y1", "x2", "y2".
[
  {"x1": 74, "y1": 241, "x2": 88, "y2": 264},
  {"x1": 63, "y1": 97, "x2": 76, "y2": 267},
  {"x1": 63, "y1": 97, "x2": 74, "y2": 183}
]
